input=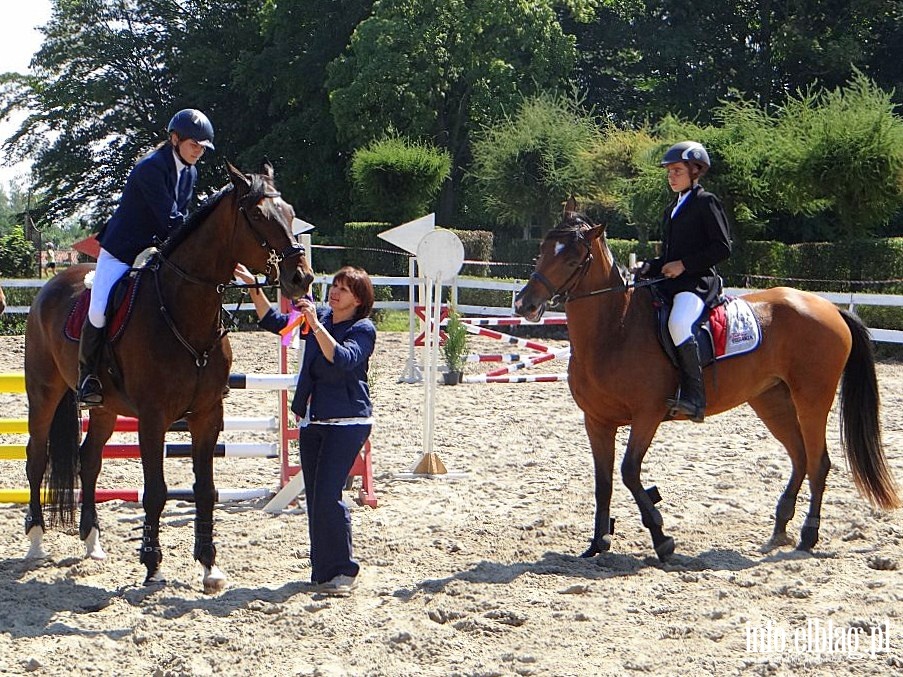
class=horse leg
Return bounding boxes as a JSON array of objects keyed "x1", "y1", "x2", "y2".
[
  {"x1": 78, "y1": 410, "x2": 117, "y2": 560},
  {"x1": 25, "y1": 422, "x2": 51, "y2": 559},
  {"x1": 620, "y1": 420, "x2": 673, "y2": 561},
  {"x1": 748, "y1": 384, "x2": 807, "y2": 551},
  {"x1": 137, "y1": 421, "x2": 168, "y2": 585},
  {"x1": 794, "y1": 408, "x2": 832, "y2": 551},
  {"x1": 187, "y1": 407, "x2": 226, "y2": 594},
  {"x1": 581, "y1": 418, "x2": 616, "y2": 557},
  {"x1": 25, "y1": 378, "x2": 74, "y2": 559}
]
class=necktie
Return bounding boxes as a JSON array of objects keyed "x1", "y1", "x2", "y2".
[{"x1": 176, "y1": 167, "x2": 191, "y2": 210}]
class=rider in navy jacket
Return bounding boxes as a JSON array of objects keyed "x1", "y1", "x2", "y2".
[
  {"x1": 77, "y1": 109, "x2": 215, "y2": 407},
  {"x1": 97, "y1": 144, "x2": 196, "y2": 264}
]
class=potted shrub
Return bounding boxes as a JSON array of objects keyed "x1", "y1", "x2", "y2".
[{"x1": 441, "y1": 308, "x2": 469, "y2": 385}]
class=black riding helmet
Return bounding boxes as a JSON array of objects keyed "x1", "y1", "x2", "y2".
[
  {"x1": 167, "y1": 109, "x2": 215, "y2": 151},
  {"x1": 660, "y1": 141, "x2": 710, "y2": 175}
]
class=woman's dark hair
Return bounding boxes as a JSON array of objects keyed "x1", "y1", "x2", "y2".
[{"x1": 333, "y1": 266, "x2": 374, "y2": 320}]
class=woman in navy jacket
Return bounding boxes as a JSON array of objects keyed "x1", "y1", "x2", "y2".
[
  {"x1": 236, "y1": 263, "x2": 376, "y2": 596},
  {"x1": 641, "y1": 141, "x2": 731, "y2": 423},
  {"x1": 77, "y1": 109, "x2": 215, "y2": 406}
]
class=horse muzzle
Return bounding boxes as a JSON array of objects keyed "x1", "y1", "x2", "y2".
[{"x1": 514, "y1": 286, "x2": 546, "y2": 323}]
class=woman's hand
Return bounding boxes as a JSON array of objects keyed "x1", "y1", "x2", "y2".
[
  {"x1": 293, "y1": 298, "x2": 320, "y2": 333},
  {"x1": 233, "y1": 263, "x2": 255, "y2": 286}
]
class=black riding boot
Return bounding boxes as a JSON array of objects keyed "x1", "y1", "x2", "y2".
[
  {"x1": 668, "y1": 337, "x2": 706, "y2": 423},
  {"x1": 77, "y1": 320, "x2": 105, "y2": 407}
]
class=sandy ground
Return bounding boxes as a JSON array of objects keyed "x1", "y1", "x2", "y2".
[{"x1": 0, "y1": 329, "x2": 901, "y2": 676}]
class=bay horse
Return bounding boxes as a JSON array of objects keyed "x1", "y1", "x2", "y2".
[
  {"x1": 24, "y1": 160, "x2": 313, "y2": 592},
  {"x1": 514, "y1": 201, "x2": 900, "y2": 562}
]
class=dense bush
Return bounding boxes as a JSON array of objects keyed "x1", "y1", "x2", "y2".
[
  {"x1": 0, "y1": 227, "x2": 36, "y2": 277},
  {"x1": 350, "y1": 137, "x2": 450, "y2": 224}
]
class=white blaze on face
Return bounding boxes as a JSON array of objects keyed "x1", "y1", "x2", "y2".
[{"x1": 554, "y1": 241, "x2": 565, "y2": 256}]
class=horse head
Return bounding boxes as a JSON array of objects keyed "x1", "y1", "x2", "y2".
[
  {"x1": 514, "y1": 199, "x2": 606, "y2": 322},
  {"x1": 227, "y1": 160, "x2": 314, "y2": 300}
]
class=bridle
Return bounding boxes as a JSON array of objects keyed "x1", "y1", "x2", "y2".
[
  {"x1": 529, "y1": 220, "x2": 664, "y2": 306},
  {"x1": 236, "y1": 188, "x2": 305, "y2": 286},
  {"x1": 528, "y1": 223, "x2": 595, "y2": 306}
]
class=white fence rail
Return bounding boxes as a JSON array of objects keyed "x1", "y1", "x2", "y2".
[{"x1": 3, "y1": 277, "x2": 903, "y2": 344}]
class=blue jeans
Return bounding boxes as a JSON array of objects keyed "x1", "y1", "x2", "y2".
[{"x1": 298, "y1": 423, "x2": 371, "y2": 584}]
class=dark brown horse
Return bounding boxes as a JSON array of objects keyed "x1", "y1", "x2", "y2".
[
  {"x1": 24, "y1": 161, "x2": 313, "y2": 592},
  {"x1": 514, "y1": 203, "x2": 900, "y2": 561}
]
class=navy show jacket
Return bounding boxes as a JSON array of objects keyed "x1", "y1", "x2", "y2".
[
  {"x1": 98, "y1": 145, "x2": 196, "y2": 263},
  {"x1": 258, "y1": 307, "x2": 375, "y2": 421}
]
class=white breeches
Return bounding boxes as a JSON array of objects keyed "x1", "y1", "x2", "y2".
[
  {"x1": 87, "y1": 248, "x2": 131, "y2": 328},
  {"x1": 668, "y1": 291, "x2": 705, "y2": 346}
]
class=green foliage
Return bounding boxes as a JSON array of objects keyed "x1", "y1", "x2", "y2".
[
  {"x1": 350, "y1": 137, "x2": 451, "y2": 223},
  {"x1": 453, "y1": 229, "x2": 493, "y2": 277},
  {"x1": 0, "y1": 227, "x2": 36, "y2": 277},
  {"x1": 471, "y1": 93, "x2": 601, "y2": 229},
  {"x1": 327, "y1": 0, "x2": 580, "y2": 222},
  {"x1": 764, "y1": 73, "x2": 903, "y2": 239},
  {"x1": 441, "y1": 307, "x2": 469, "y2": 373},
  {"x1": 342, "y1": 222, "x2": 409, "y2": 276}
]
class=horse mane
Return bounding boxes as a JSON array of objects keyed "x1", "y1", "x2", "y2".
[{"x1": 159, "y1": 172, "x2": 270, "y2": 256}]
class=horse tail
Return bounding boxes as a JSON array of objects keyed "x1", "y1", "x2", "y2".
[
  {"x1": 46, "y1": 389, "x2": 80, "y2": 527},
  {"x1": 838, "y1": 309, "x2": 901, "y2": 510}
]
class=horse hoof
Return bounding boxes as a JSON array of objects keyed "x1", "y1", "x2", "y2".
[
  {"x1": 144, "y1": 571, "x2": 167, "y2": 587},
  {"x1": 26, "y1": 527, "x2": 47, "y2": 559},
  {"x1": 797, "y1": 527, "x2": 819, "y2": 552},
  {"x1": 655, "y1": 537, "x2": 675, "y2": 562},
  {"x1": 83, "y1": 527, "x2": 107, "y2": 561},
  {"x1": 761, "y1": 533, "x2": 794, "y2": 553},
  {"x1": 203, "y1": 565, "x2": 227, "y2": 594}
]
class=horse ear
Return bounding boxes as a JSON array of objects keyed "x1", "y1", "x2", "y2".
[
  {"x1": 226, "y1": 161, "x2": 251, "y2": 191},
  {"x1": 261, "y1": 157, "x2": 275, "y2": 178},
  {"x1": 563, "y1": 196, "x2": 578, "y2": 216},
  {"x1": 585, "y1": 224, "x2": 607, "y2": 242}
]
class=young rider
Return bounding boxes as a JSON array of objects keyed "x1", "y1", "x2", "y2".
[
  {"x1": 640, "y1": 141, "x2": 731, "y2": 422},
  {"x1": 77, "y1": 109, "x2": 215, "y2": 407}
]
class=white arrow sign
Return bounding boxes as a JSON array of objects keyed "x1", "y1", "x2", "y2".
[
  {"x1": 292, "y1": 218, "x2": 316, "y2": 235},
  {"x1": 377, "y1": 213, "x2": 435, "y2": 255}
]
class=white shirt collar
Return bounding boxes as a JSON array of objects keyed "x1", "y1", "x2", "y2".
[{"x1": 173, "y1": 149, "x2": 188, "y2": 175}]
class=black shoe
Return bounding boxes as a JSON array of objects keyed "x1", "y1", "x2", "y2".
[{"x1": 667, "y1": 337, "x2": 706, "y2": 422}]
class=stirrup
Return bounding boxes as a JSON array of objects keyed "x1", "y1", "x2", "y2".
[
  {"x1": 667, "y1": 397, "x2": 704, "y2": 423},
  {"x1": 78, "y1": 376, "x2": 104, "y2": 407}
]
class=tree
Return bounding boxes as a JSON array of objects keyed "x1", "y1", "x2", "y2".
[
  {"x1": 327, "y1": 0, "x2": 588, "y2": 225},
  {"x1": 218, "y1": 0, "x2": 373, "y2": 233},
  {"x1": 764, "y1": 74, "x2": 903, "y2": 240},
  {"x1": 0, "y1": 0, "x2": 267, "y2": 229},
  {"x1": 470, "y1": 93, "x2": 601, "y2": 232},
  {"x1": 0, "y1": 226, "x2": 36, "y2": 277}
]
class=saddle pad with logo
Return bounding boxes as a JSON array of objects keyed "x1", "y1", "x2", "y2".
[{"x1": 709, "y1": 296, "x2": 761, "y2": 359}]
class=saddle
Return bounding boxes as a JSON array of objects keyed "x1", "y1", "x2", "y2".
[
  {"x1": 651, "y1": 286, "x2": 761, "y2": 367},
  {"x1": 65, "y1": 271, "x2": 144, "y2": 343}
]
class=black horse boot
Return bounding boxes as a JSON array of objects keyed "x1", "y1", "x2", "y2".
[
  {"x1": 667, "y1": 337, "x2": 706, "y2": 422},
  {"x1": 77, "y1": 320, "x2": 105, "y2": 407}
]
